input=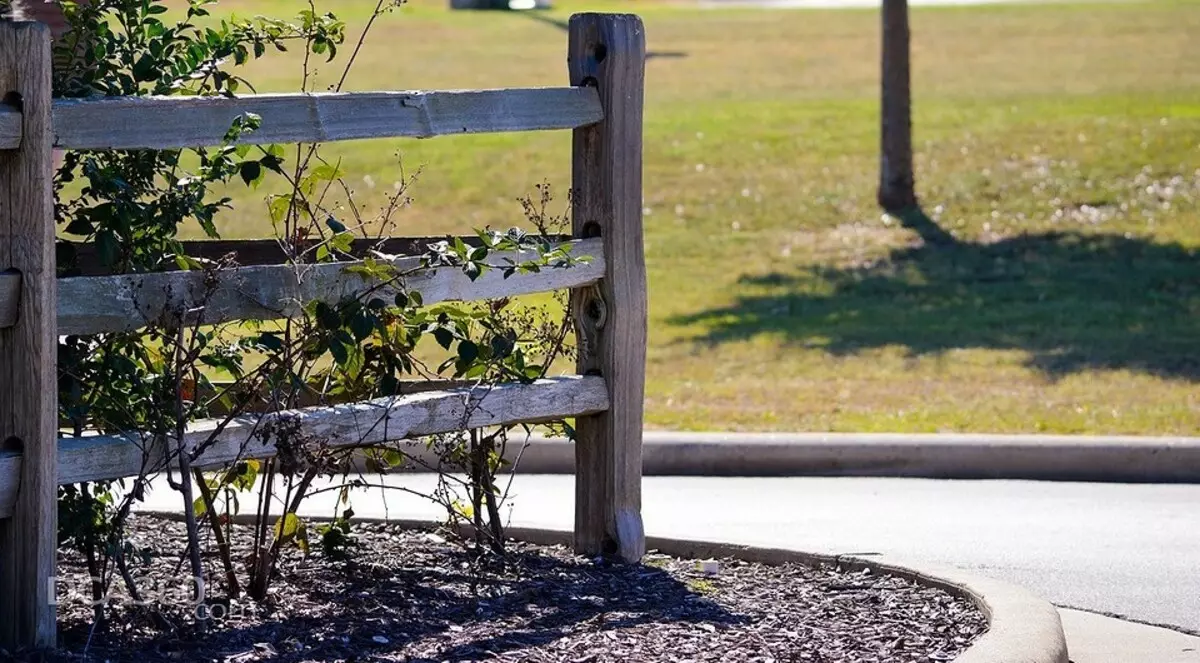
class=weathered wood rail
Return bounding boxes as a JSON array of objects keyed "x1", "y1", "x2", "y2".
[
  {"x1": 46, "y1": 237, "x2": 604, "y2": 335},
  {"x1": 0, "y1": 88, "x2": 603, "y2": 149},
  {"x1": 0, "y1": 13, "x2": 646, "y2": 649}
]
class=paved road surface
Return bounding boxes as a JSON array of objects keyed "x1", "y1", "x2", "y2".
[{"x1": 141, "y1": 474, "x2": 1200, "y2": 633}]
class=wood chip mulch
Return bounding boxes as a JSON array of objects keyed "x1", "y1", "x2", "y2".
[{"x1": 44, "y1": 515, "x2": 986, "y2": 662}]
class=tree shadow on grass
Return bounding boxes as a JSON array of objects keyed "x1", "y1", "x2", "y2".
[
  {"x1": 673, "y1": 226, "x2": 1200, "y2": 380},
  {"x1": 517, "y1": 12, "x2": 688, "y2": 60}
]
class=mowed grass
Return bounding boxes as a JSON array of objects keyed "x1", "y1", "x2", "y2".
[{"x1": 188, "y1": 0, "x2": 1200, "y2": 433}]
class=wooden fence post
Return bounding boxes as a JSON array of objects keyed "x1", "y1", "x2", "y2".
[
  {"x1": 568, "y1": 13, "x2": 647, "y2": 563},
  {"x1": 0, "y1": 22, "x2": 58, "y2": 650}
]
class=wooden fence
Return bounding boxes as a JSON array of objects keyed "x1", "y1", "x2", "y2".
[{"x1": 0, "y1": 13, "x2": 646, "y2": 649}]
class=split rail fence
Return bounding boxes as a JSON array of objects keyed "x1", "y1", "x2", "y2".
[{"x1": 0, "y1": 12, "x2": 646, "y2": 649}]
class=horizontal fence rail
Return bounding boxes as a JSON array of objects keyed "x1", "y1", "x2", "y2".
[
  {"x1": 0, "y1": 109, "x2": 19, "y2": 150},
  {"x1": 64, "y1": 234, "x2": 571, "y2": 277},
  {"x1": 0, "y1": 14, "x2": 646, "y2": 649},
  {"x1": 0, "y1": 88, "x2": 604, "y2": 150},
  {"x1": 0, "y1": 375, "x2": 609, "y2": 519},
  {"x1": 0, "y1": 238, "x2": 603, "y2": 334}
]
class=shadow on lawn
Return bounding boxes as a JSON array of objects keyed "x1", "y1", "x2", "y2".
[
  {"x1": 517, "y1": 12, "x2": 688, "y2": 60},
  {"x1": 674, "y1": 228, "x2": 1200, "y2": 380}
]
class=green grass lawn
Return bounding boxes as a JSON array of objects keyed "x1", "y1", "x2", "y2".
[{"x1": 191, "y1": 0, "x2": 1199, "y2": 433}]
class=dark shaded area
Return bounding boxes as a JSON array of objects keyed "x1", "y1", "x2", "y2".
[
  {"x1": 674, "y1": 230, "x2": 1200, "y2": 380},
  {"x1": 894, "y1": 206, "x2": 956, "y2": 247},
  {"x1": 517, "y1": 11, "x2": 570, "y2": 31},
  {"x1": 54, "y1": 526, "x2": 745, "y2": 663},
  {"x1": 49, "y1": 518, "x2": 986, "y2": 662}
]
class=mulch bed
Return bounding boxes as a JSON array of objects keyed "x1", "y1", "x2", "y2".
[{"x1": 45, "y1": 515, "x2": 986, "y2": 662}]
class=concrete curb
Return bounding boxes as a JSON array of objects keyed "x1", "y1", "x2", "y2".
[
  {"x1": 501, "y1": 527, "x2": 1070, "y2": 663},
  {"x1": 143, "y1": 510, "x2": 1069, "y2": 663},
  {"x1": 383, "y1": 431, "x2": 1200, "y2": 482}
]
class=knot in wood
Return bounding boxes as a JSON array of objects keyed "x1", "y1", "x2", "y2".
[{"x1": 584, "y1": 294, "x2": 608, "y2": 331}]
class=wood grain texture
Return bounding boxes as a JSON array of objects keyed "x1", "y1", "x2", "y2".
[
  {"x1": 0, "y1": 22, "x2": 58, "y2": 650},
  {"x1": 568, "y1": 14, "x2": 647, "y2": 563},
  {"x1": 41, "y1": 88, "x2": 603, "y2": 150},
  {"x1": 56, "y1": 238, "x2": 603, "y2": 335},
  {"x1": 0, "y1": 106, "x2": 19, "y2": 150},
  {"x1": 0, "y1": 270, "x2": 18, "y2": 329},
  {"x1": 63, "y1": 234, "x2": 570, "y2": 276},
  {"x1": 0, "y1": 376, "x2": 611, "y2": 518}
]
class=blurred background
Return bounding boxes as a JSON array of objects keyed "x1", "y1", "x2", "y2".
[{"x1": 201, "y1": 0, "x2": 1200, "y2": 435}]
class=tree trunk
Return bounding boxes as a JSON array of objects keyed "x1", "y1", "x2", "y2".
[{"x1": 878, "y1": 0, "x2": 917, "y2": 213}]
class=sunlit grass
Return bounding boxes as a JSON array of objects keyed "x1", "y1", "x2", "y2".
[{"x1": 172, "y1": 0, "x2": 1199, "y2": 433}]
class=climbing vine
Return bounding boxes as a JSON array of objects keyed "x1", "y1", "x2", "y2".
[{"x1": 51, "y1": 0, "x2": 579, "y2": 631}]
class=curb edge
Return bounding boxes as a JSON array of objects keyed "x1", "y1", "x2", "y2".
[{"x1": 142, "y1": 511, "x2": 1070, "y2": 663}]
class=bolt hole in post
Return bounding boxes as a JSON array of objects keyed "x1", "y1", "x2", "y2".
[
  {"x1": 585, "y1": 298, "x2": 606, "y2": 327},
  {"x1": 0, "y1": 21, "x2": 57, "y2": 650},
  {"x1": 581, "y1": 220, "x2": 602, "y2": 238},
  {"x1": 569, "y1": 14, "x2": 648, "y2": 564},
  {"x1": 2, "y1": 90, "x2": 21, "y2": 111},
  {"x1": 585, "y1": 299, "x2": 603, "y2": 320}
]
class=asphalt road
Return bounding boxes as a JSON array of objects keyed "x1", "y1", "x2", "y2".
[{"x1": 140, "y1": 474, "x2": 1200, "y2": 633}]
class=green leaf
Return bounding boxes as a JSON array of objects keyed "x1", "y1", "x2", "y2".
[
  {"x1": 312, "y1": 163, "x2": 346, "y2": 182},
  {"x1": 349, "y1": 313, "x2": 374, "y2": 341},
  {"x1": 200, "y1": 353, "x2": 243, "y2": 378},
  {"x1": 64, "y1": 217, "x2": 94, "y2": 236},
  {"x1": 274, "y1": 512, "x2": 306, "y2": 550},
  {"x1": 268, "y1": 195, "x2": 292, "y2": 225},
  {"x1": 314, "y1": 302, "x2": 341, "y2": 330},
  {"x1": 383, "y1": 449, "x2": 405, "y2": 468},
  {"x1": 343, "y1": 258, "x2": 396, "y2": 282},
  {"x1": 257, "y1": 332, "x2": 284, "y2": 351},
  {"x1": 329, "y1": 338, "x2": 349, "y2": 365},
  {"x1": 326, "y1": 216, "x2": 347, "y2": 234},
  {"x1": 174, "y1": 254, "x2": 205, "y2": 271},
  {"x1": 457, "y1": 340, "x2": 479, "y2": 363},
  {"x1": 490, "y1": 333, "x2": 515, "y2": 359},
  {"x1": 260, "y1": 153, "x2": 285, "y2": 174},
  {"x1": 462, "y1": 362, "x2": 488, "y2": 379},
  {"x1": 433, "y1": 327, "x2": 454, "y2": 350},
  {"x1": 239, "y1": 161, "x2": 262, "y2": 187},
  {"x1": 232, "y1": 460, "x2": 260, "y2": 492},
  {"x1": 96, "y1": 230, "x2": 119, "y2": 267},
  {"x1": 452, "y1": 236, "x2": 469, "y2": 257},
  {"x1": 132, "y1": 54, "x2": 157, "y2": 82},
  {"x1": 331, "y1": 231, "x2": 354, "y2": 253},
  {"x1": 341, "y1": 343, "x2": 364, "y2": 378}
]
